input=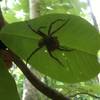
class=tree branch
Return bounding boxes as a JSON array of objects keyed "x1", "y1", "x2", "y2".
[{"x1": 1, "y1": 49, "x2": 70, "y2": 100}]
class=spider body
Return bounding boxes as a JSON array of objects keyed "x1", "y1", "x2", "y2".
[
  {"x1": 27, "y1": 19, "x2": 73, "y2": 67},
  {"x1": 39, "y1": 36, "x2": 59, "y2": 51}
]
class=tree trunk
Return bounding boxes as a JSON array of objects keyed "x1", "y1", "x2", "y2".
[{"x1": 29, "y1": 0, "x2": 40, "y2": 19}]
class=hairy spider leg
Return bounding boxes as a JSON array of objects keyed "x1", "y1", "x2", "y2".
[
  {"x1": 27, "y1": 21, "x2": 38, "y2": 33},
  {"x1": 37, "y1": 26, "x2": 48, "y2": 37},
  {"x1": 58, "y1": 45, "x2": 74, "y2": 51},
  {"x1": 48, "y1": 19, "x2": 65, "y2": 35},
  {"x1": 47, "y1": 48, "x2": 64, "y2": 67},
  {"x1": 27, "y1": 22, "x2": 46, "y2": 37},
  {"x1": 26, "y1": 47, "x2": 41, "y2": 64},
  {"x1": 50, "y1": 19, "x2": 70, "y2": 36}
]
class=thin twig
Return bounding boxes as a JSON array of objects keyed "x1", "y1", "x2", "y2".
[{"x1": 69, "y1": 92, "x2": 100, "y2": 99}]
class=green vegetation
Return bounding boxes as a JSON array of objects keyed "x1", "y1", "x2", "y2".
[{"x1": 0, "y1": 0, "x2": 100, "y2": 100}]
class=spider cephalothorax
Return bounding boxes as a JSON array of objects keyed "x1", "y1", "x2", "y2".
[
  {"x1": 39, "y1": 36, "x2": 59, "y2": 51},
  {"x1": 27, "y1": 19, "x2": 73, "y2": 67}
]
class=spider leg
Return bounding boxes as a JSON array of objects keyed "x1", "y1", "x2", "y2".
[
  {"x1": 27, "y1": 21, "x2": 47, "y2": 37},
  {"x1": 26, "y1": 47, "x2": 41, "y2": 64},
  {"x1": 37, "y1": 26, "x2": 48, "y2": 37},
  {"x1": 26, "y1": 21, "x2": 38, "y2": 33},
  {"x1": 50, "y1": 19, "x2": 70, "y2": 36},
  {"x1": 48, "y1": 19, "x2": 65, "y2": 35},
  {"x1": 58, "y1": 45, "x2": 74, "y2": 51},
  {"x1": 47, "y1": 48, "x2": 64, "y2": 67}
]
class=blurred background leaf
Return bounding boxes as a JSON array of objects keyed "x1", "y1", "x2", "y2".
[{"x1": 0, "y1": 57, "x2": 20, "y2": 100}]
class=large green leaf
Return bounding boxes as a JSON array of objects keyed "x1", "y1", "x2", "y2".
[
  {"x1": 0, "y1": 14, "x2": 100, "y2": 83},
  {"x1": 0, "y1": 58, "x2": 20, "y2": 100}
]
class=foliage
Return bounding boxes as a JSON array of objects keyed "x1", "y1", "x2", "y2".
[
  {"x1": 0, "y1": 14, "x2": 100, "y2": 83},
  {"x1": 39, "y1": 0, "x2": 87, "y2": 16},
  {"x1": 10, "y1": 66, "x2": 24, "y2": 98},
  {"x1": 0, "y1": 58, "x2": 20, "y2": 100},
  {"x1": 1, "y1": 0, "x2": 29, "y2": 23},
  {"x1": 0, "y1": 0, "x2": 100, "y2": 100}
]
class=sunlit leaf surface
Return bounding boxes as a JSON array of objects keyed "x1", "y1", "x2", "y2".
[{"x1": 0, "y1": 14, "x2": 100, "y2": 83}]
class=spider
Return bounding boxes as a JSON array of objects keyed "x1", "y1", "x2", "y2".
[{"x1": 26, "y1": 18, "x2": 73, "y2": 67}]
